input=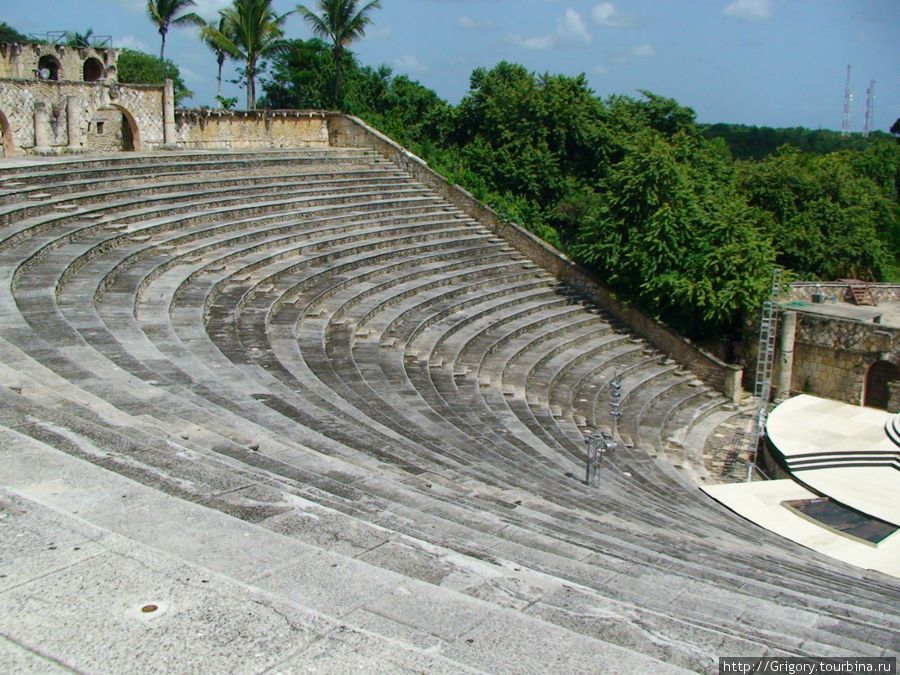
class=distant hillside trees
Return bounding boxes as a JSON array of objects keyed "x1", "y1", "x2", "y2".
[{"x1": 701, "y1": 123, "x2": 892, "y2": 160}]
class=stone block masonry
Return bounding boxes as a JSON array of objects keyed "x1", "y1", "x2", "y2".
[
  {"x1": 773, "y1": 311, "x2": 899, "y2": 406},
  {"x1": 0, "y1": 78, "x2": 165, "y2": 154},
  {"x1": 175, "y1": 109, "x2": 330, "y2": 150}
]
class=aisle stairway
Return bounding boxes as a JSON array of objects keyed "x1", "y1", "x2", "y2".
[{"x1": 1, "y1": 149, "x2": 897, "y2": 672}]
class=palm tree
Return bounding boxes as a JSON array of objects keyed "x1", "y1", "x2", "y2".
[
  {"x1": 297, "y1": 0, "x2": 381, "y2": 109},
  {"x1": 146, "y1": 0, "x2": 199, "y2": 61},
  {"x1": 67, "y1": 28, "x2": 94, "y2": 48},
  {"x1": 200, "y1": 0, "x2": 292, "y2": 110},
  {"x1": 195, "y1": 16, "x2": 233, "y2": 99}
]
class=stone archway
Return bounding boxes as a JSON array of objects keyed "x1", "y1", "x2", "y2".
[
  {"x1": 83, "y1": 57, "x2": 104, "y2": 82},
  {"x1": 864, "y1": 360, "x2": 900, "y2": 410},
  {"x1": 110, "y1": 104, "x2": 140, "y2": 151},
  {"x1": 37, "y1": 54, "x2": 61, "y2": 80},
  {"x1": 0, "y1": 109, "x2": 13, "y2": 157}
]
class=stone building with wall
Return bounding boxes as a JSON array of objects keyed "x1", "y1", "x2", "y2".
[
  {"x1": 0, "y1": 41, "x2": 176, "y2": 155},
  {"x1": 771, "y1": 283, "x2": 900, "y2": 411}
]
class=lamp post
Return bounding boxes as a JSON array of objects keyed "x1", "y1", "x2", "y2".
[{"x1": 609, "y1": 374, "x2": 622, "y2": 444}]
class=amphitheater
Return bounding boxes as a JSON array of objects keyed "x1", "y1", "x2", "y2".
[{"x1": 1, "y1": 122, "x2": 898, "y2": 672}]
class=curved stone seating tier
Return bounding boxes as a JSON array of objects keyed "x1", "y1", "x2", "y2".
[{"x1": 1, "y1": 149, "x2": 896, "y2": 669}]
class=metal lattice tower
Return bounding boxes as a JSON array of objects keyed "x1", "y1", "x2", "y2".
[
  {"x1": 841, "y1": 65, "x2": 853, "y2": 138},
  {"x1": 863, "y1": 80, "x2": 876, "y2": 138},
  {"x1": 748, "y1": 267, "x2": 782, "y2": 479}
]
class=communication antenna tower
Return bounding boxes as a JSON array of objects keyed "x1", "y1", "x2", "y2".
[
  {"x1": 863, "y1": 80, "x2": 875, "y2": 138},
  {"x1": 841, "y1": 65, "x2": 853, "y2": 138}
]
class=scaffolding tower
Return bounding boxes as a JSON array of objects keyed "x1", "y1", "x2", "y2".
[{"x1": 748, "y1": 267, "x2": 782, "y2": 479}]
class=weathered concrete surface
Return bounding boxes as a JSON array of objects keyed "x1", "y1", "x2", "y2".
[
  {"x1": 0, "y1": 429, "x2": 685, "y2": 674},
  {"x1": 0, "y1": 150, "x2": 897, "y2": 674}
]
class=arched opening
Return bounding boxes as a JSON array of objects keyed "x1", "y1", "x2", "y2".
[
  {"x1": 0, "y1": 109, "x2": 12, "y2": 157},
  {"x1": 37, "y1": 54, "x2": 61, "y2": 81},
  {"x1": 111, "y1": 104, "x2": 140, "y2": 151},
  {"x1": 83, "y1": 57, "x2": 103, "y2": 82},
  {"x1": 864, "y1": 360, "x2": 900, "y2": 410}
]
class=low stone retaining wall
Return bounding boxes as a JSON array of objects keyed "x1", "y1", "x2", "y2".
[
  {"x1": 327, "y1": 114, "x2": 743, "y2": 401},
  {"x1": 175, "y1": 109, "x2": 329, "y2": 150},
  {"x1": 787, "y1": 282, "x2": 900, "y2": 304}
]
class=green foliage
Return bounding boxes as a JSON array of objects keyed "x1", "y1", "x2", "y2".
[
  {"x1": 572, "y1": 129, "x2": 775, "y2": 333},
  {"x1": 261, "y1": 53, "x2": 897, "y2": 338},
  {"x1": 701, "y1": 123, "x2": 894, "y2": 160},
  {"x1": 66, "y1": 29, "x2": 95, "y2": 48},
  {"x1": 145, "y1": 0, "x2": 200, "y2": 61},
  {"x1": 297, "y1": 0, "x2": 382, "y2": 109},
  {"x1": 737, "y1": 144, "x2": 897, "y2": 280},
  {"x1": 0, "y1": 22, "x2": 29, "y2": 44},
  {"x1": 215, "y1": 95, "x2": 238, "y2": 110},
  {"x1": 117, "y1": 48, "x2": 193, "y2": 105},
  {"x1": 200, "y1": 0, "x2": 292, "y2": 109}
]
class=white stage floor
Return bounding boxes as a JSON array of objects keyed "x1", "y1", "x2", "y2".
[{"x1": 702, "y1": 395, "x2": 899, "y2": 578}]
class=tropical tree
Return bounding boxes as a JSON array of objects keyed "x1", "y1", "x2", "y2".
[
  {"x1": 117, "y1": 48, "x2": 193, "y2": 105},
  {"x1": 297, "y1": 0, "x2": 382, "y2": 109},
  {"x1": 66, "y1": 28, "x2": 94, "y2": 48},
  {"x1": 146, "y1": 0, "x2": 199, "y2": 61},
  {"x1": 201, "y1": 0, "x2": 292, "y2": 109},
  {"x1": 0, "y1": 21, "x2": 29, "y2": 44},
  {"x1": 193, "y1": 15, "x2": 234, "y2": 99}
]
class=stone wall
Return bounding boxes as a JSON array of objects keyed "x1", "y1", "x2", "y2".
[
  {"x1": 787, "y1": 312, "x2": 899, "y2": 405},
  {"x1": 0, "y1": 79, "x2": 164, "y2": 155},
  {"x1": 787, "y1": 282, "x2": 900, "y2": 304},
  {"x1": 327, "y1": 113, "x2": 744, "y2": 401},
  {"x1": 0, "y1": 42, "x2": 119, "y2": 82},
  {"x1": 174, "y1": 109, "x2": 329, "y2": 149}
]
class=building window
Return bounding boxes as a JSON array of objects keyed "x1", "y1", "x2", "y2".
[{"x1": 96, "y1": 121, "x2": 104, "y2": 134}]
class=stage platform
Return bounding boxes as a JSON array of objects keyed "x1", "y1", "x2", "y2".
[{"x1": 703, "y1": 395, "x2": 900, "y2": 578}]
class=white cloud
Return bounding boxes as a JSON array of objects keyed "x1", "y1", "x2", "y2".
[
  {"x1": 723, "y1": 0, "x2": 772, "y2": 22},
  {"x1": 191, "y1": 0, "x2": 232, "y2": 21},
  {"x1": 178, "y1": 65, "x2": 204, "y2": 83},
  {"x1": 510, "y1": 8, "x2": 591, "y2": 51},
  {"x1": 392, "y1": 54, "x2": 428, "y2": 73},
  {"x1": 114, "y1": 34, "x2": 151, "y2": 52},
  {"x1": 558, "y1": 8, "x2": 592, "y2": 45},
  {"x1": 457, "y1": 16, "x2": 496, "y2": 32},
  {"x1": 631, "y1": 43, "x2": 655, "y2": 58},
  {"x1": 366, "y1": 22, "x2": 393, "y2": 39},
  {"x1": 592, "y1": 3, "x2": 633, "y2": 28}
]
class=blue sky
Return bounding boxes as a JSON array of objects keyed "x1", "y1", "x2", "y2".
[{"x1": 5, "y1": 0, "x2": 898, "y2": 130}]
